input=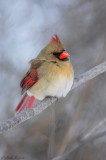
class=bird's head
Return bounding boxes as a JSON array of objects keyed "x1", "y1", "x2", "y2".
[{"x1": 37, "y1": 35, "x2": 70, "y2": 62}]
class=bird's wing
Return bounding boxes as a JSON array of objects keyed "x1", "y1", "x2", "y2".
[{"x1": 20, "y1": 60, "x2": 42, "y2": 94}]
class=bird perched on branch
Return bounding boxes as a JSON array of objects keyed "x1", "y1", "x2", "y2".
[{"x1": 16, "y1": 35, "x2": 74, "y2": 114}]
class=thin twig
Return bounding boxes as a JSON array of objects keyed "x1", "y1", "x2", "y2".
[
  {"x1": 52, "y1": 130, "x2": 106, "y2": 160},
  {"x1": 0, "y1": 61, "x2": 106, "y2": 134}
]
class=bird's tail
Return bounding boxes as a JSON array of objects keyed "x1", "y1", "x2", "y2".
[{"x1": 15, "y1": 93, "x2": 36, "y2": 114}]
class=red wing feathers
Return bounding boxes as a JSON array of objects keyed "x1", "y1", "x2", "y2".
[{"x1": 20, "y1": 68, "x2": 38, "y2": 94}]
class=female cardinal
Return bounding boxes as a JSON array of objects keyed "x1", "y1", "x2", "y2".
[{"x1": 16, "y1": 35, "x2": 74, "y2": 114}]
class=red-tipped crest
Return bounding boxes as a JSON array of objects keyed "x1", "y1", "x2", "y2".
[{"x1": 51, "y1": 34, "x2": 60, "y2": 43}]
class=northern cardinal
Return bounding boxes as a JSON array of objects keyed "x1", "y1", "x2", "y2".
[{"x1": 16, "y1": 35, "x2": 74, "y2": 114}]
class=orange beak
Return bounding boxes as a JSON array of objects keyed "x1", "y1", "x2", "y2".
[{"x1": 59, "y1": 51, "x2": 70, "y2": 60}]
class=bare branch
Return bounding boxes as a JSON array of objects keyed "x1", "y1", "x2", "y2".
[
  {"x1": 52, "y1": 130, "x2": 106, "y2": 160},
  {"x1": 0, "y1": 61, "x2": 106, "y2": 134},
  {"x1": 72, "y1": 61, "x2": 106, "y2": 89}
]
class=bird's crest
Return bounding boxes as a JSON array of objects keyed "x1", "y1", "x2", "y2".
[{"x1": 50, "y1": 34, "x2": 61, "y2": 44}]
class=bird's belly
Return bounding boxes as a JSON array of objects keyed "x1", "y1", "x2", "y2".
[
  {"x1": 46, "y1": 77, "x2": 73, "y2": 98},
  {"x1": 28, "y1": 76, "x2": 73, "y2": 100}
]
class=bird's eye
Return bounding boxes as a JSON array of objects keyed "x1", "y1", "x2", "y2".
[
  {"x1": 53, "y1": 52, "x2": 59, "y2": 56},
  {"x1": 53, "y1": 52, "x2": 60, "y2": 59}
]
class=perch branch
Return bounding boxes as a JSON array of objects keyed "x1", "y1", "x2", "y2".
[{"x1": 0, "y1": 61, "x2": 106, "y2": 134}]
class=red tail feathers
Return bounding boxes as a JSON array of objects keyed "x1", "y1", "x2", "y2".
[{"x1": 16, "y1": 93, "x2": 36, "y2": 114}]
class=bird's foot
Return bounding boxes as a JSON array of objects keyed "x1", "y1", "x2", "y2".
[{"x1": 46, "y1": 96, "x2": 58, "y2": 101}]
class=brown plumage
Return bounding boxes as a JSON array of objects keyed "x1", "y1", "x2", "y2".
[{"x1": 16, "y1": 35, "x2": 74, "y2": 114}]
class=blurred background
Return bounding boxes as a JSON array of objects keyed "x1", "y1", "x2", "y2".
[{"x1": 0, "y1": 0, "x2": 106, "y2": 159}]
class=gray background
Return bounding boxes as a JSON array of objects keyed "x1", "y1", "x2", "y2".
[{"x1": 0, "y1": 0, "x2": 106, "y2": 159}]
